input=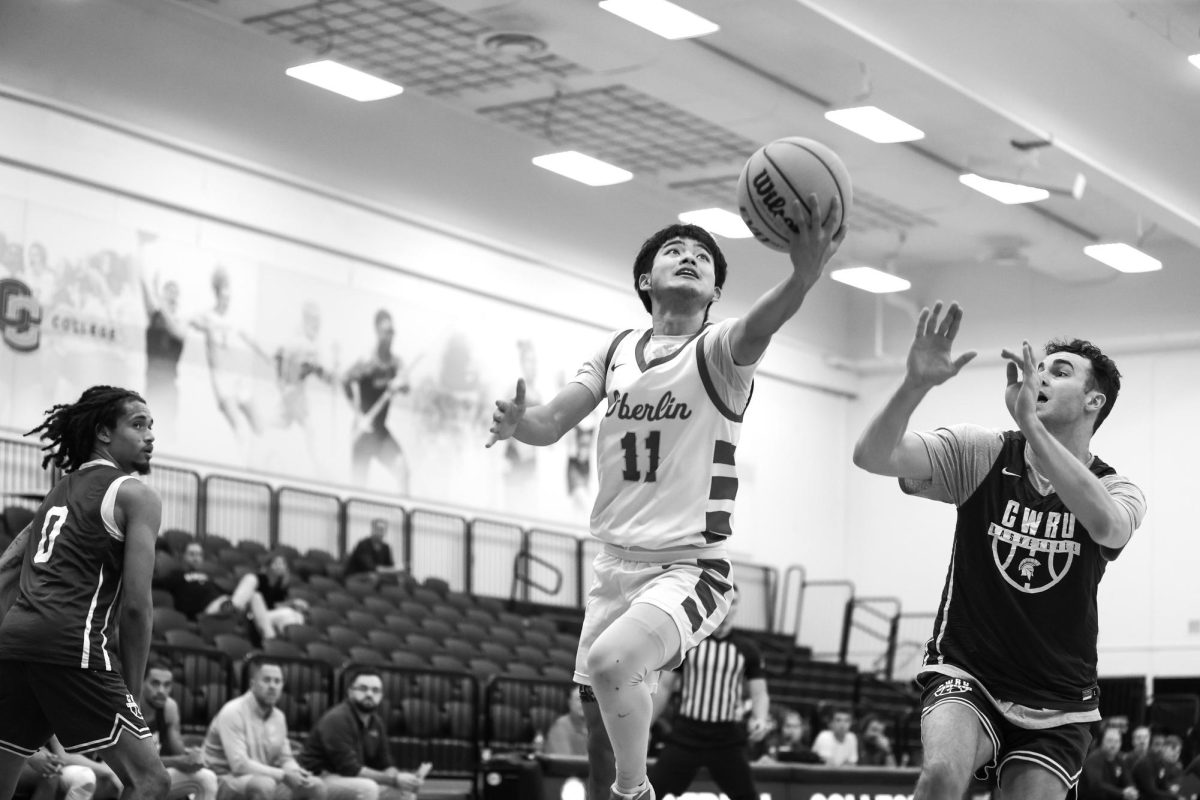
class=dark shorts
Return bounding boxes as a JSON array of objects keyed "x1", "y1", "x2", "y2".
[
  {"x1": 0, "y1": 661, "x2": 152, "y2": 755},
  {"x1": 352, "y1": 429, "x2": 402, "y2": 466},
  {"x1": 920, "y1": 673, "x2": 1093, "y2": 789}
]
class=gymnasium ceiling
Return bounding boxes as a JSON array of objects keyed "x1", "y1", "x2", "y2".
[{"x1": 1, "y1": 0, "x2": 1198, "y2": 363}]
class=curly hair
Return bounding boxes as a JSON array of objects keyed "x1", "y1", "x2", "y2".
[
  {"x1": 25, "y1": 385, "x2": 145, "y2": 472},
  {"x1": 1044, "y1": 339, "x2": 1121, "y2": 431},
  {"x1": 632, "y1": 223, "x2": 728, "y2": 315}
]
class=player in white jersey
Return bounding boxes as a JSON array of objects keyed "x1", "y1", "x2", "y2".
[{"x1": 487, "y1": 196, "x2": 844, "y2": 800}]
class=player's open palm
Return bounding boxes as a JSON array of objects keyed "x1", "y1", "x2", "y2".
[
  {"x1": 907, "y1": 302, "x2": 976, "y2": 387},
  {"x1": 485, "y1": 378, "x2": 527, "y2": 448},
  {"x1": 787, "y1": 194, "x2": 846, "y2": 287},
  {"x1": 1001, "y1": 340, "x2": 1040, "y2": 425}
]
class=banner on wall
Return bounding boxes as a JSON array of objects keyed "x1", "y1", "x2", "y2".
[{"x1": 0, "y1": 192, "x2": 607, "y2": 527}]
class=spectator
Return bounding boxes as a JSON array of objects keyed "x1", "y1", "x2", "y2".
[
  {"x1": 232, "y1": 553, "x2": 309, "y2": 641},
  {"x1": 1127, "y1": 726, "x2": 1153, "y2": 769},
  {"x1": 544, "y1": 689, "x2": 588, "y2": 757},
  {"x1": 139, "y1": 660, "x2": 219, "y2": 800},
  {"x1": 343, "y1": 520, "x2": 400, "y2": 582},
  {"x1": 812, "y1": 708, "x2": 858, "y2": 767},
  {"x1": 757, "y1": 709, "x2": 820, "y2": 764},
  {"x1": 858, "y1": 714, "x2": 897, "y2": 767},
  {"x1": 13, "y1": 743, "x2": 96, "y2": 800},
  {"x1": 203, "y1": 661, "x2": 327, "y2": 800},
  {"x1": 158, "y1": 541, "x2": 231, "y2": 620},
  {"x1": 1132, "y1": 734, "x2": 1184, "y2": 800},
  {"x1": 299, "y1": 667, "x2": 429, "y2": 799},
  {"x1": 1081, "y1": 725, "x2": 1138, "y2": 800}
]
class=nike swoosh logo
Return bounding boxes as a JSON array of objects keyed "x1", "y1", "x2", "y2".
[
  {"x1": 610, "y1": 363, "x2": 623, "y2": 372},
  {"x1": 1001, "y1": 468, "x2": 1021, "y2": 478}
]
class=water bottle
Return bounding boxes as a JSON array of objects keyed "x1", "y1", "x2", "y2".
[{"x1": 532, "y1": 731, "x2": 545, "y2": 757}]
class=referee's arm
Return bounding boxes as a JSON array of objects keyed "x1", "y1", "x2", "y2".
[{"x1": 747, "y1": 677, "x2": 770, "y2": 741}]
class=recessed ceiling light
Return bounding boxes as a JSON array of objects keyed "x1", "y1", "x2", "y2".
[
  {"x1": 830, "y1": 266, "x2": 911, "y2": 293},
  {"x1": 532, "y1": 151, "x2": 633, "y2": 186},
  {"x1": 677, "y1": 208, "x2": 752, "y2": 238},
  {"x1": 824, "y1": 106, "x2": 924, "y2": 143},
  {"x1": 1189, "y1": 54, "x2": 1200, "y2": 69},
  {"x1": 598, "y1": 0, "x2": 719, "y2": 40},
  {"x1": 285, "y1": 60, "x2": 403, "y2": 102},
  {"x1": 1083, "y1": 243, "x2": 1162, "y2": 273},
  {"x1": 959, "y1": 173, "x2": 1050, "y2": 205}
]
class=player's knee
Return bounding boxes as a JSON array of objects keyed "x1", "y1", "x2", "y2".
[
  {"x1": 138, "y1": 763, "x2": 171, "y2": 798},
  {"x1": 917, "y1": 757, "x2": 971, "y2": 799},
  {"x1": 586, "y1": 638, "x2": 643, "y2": 686}
]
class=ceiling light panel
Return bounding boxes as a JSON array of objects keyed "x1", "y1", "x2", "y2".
[
  {"x1": 599, "y1": 0, "x2": 720, "y2": 40},
  {"x1": 286, "y1": 60, "x2": 403, "y2": 101},
  {"x1": 1083, "y1": 243, "x2": 1162, "y2": 273},
  {"x1": 831, "y1": 266, "x2": 912, "y2": 293},
  {"x1": 959, "y1": 173, "x2": 1050, "y2": 204},
  {"x1": 824, "y1": 106, "x2": 924, "y2": 143},
  {"x1": 678, "y1": 208, "x2": 752, "y2": 238},
  {"x1": 245, "y1": 0, "x2": 586, "y2": 97},
  {"x1": 479, "y1": 85, "x2": 758, "y2": 175},
  {"x1": 532, "y1": 151, "x2": 633, "y2": 186}
]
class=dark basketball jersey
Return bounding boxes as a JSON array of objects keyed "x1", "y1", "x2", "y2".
[
  {"x1": 0, "y1": 460, "x2": 135, "y2": 672},
  {"x1": 922, "y1": 432, "x2": 1117, "y2": 711},
  {"x1": 146, "y1": 309, "x2": 184, "y2": 380},
  {"x1": 345, "y1": 355, "x2": 400, "y2": 432}
]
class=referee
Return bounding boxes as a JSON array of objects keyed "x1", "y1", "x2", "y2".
[{"x1": 648, "y1": 586, "x2": 770, "y2": 800}]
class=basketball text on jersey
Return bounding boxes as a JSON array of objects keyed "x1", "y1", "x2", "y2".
[
  {"x1": 606, "y1": 390, "x2": 692, "y2": 421},
  {"x1": 989, "y1": 502, "x2": 1080, "y2": 593}
]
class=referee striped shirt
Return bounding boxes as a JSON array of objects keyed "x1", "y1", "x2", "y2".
[{"x1": 668, "y1": 633, "x2": 764, "y2": 748}]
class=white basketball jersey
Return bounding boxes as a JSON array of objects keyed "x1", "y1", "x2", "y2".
[{"x1": 590, "y1": 324, "x2": 749, "y2": 552}]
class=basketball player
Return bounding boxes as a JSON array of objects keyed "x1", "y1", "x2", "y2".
[
  {"x1": 0, "y1": 386, "x2": 171, "y2": 800},
  {"x1": 852, "y1": 303, "x2": 1147, "y2": 800},
  {"x1": 138, "y1": 233, "x2": 186, "y2": 431},
  {"x1": 343, "y1": 310, "x2": 410, "y2": 492},
  {"x1": 190, "y1": 266, "x2": 268, "y2": 438},
  {"x1": 487, "y1": 195, "x2": 844, "y2": 800}
]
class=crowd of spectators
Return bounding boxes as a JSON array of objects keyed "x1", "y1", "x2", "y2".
[{"x1": 1079, "y1": 720, "x2": 1200, "y2": 800}]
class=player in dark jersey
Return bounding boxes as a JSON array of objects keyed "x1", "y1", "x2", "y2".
[
  {"x1": 0, "y1": 386, "x2": 170, "y2": 800},
  {"x1": 852, "y1": 304, "x2": 1147, "y2": 800},
  {"x1": 343, "y1": 309, "x2": 409, "y2": 492}
]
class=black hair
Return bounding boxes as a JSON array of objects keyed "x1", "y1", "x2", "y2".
[
  {"x1": 26, "y1": 385, "x2": 145, "y2": 472},
  {"x1": 1044, "y1": 338, "x2": 1121, "y2": 431},
  {"x1": 632, "y1": 224, "x2": 728, "y2": 315},
  {"x1": 347, "y1": 667, "x2": 383, "y2": 688},
  {"x1": 374, "y1": 309, "x2": 392, "y2": 327},
  {"x1": 145, "y1": 659, "x2": 174, "y2": 678},
  {"x1": 248, "y1": 659, "x2": 282, "y2": 680}
]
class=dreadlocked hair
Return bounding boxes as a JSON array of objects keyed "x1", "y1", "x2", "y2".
[{"x1": 26, "y1": 385, "x2": 145, "y2": 472}]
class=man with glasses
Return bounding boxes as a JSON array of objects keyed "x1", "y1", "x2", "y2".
[{"x1": 300, "y1": 669, "x2": 430, "y2": 800}]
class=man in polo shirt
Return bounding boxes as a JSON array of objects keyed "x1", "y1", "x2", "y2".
[
  {"x1": 300, "y1": 668, "x2": 428, "y2": 800},
  {"x1": 202, "y1": 661, "x2": 326, "y2": 800}
]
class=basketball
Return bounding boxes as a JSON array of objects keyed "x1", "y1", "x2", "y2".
[{"x1": 736, "y1": 137, "x2": 853, "y2": 251}]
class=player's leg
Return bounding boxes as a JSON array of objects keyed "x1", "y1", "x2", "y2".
[
  {"x1": 645, "y1": 741, "x2": 703, "y2": 799},
  {"x1": 705, "y1": 747, "x2": 759, "y2": 800},
  {"x1": 0, "y1": 662, "x2": 53, "y2": 800},
  {"x1": 994, "y1": 721, "x2": 1091, "y2": 800},
  {"x1": 580, "y1": 686, "x2": 615, "y2": 800},
  {"x1": 350, "y1": 434, "x2": 372, "y2": 485},
  {"x1": 377, "y1": 434, "x2": 409, "y2": 495},
  {"x1": 996, "y1": 762, "x2": 1070, "y2": 800},
  {"x1": 91, "y1": 732, "x2": 168, "y2": 800},
  {"x1": 913, "y1": 701, "x2": 996, "y2": 800}
]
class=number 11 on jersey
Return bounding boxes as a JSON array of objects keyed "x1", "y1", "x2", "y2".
[{"x1": 620, "y1": 430, "x2": 661, "y2": 483}]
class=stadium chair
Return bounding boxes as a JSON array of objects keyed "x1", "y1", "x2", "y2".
[
  {"x1": 347, "y1": 646, "x2": 386, "y2": 665},
  {"x1": 442, "y1": 638, "x2": 479, "y2": 659},
  {"x1": 366, "y1": 630, "x2": 403, "y2": 653},
  {"x1": 541, "y1": 665, "x2": 574, "y2": 681},
  {"x1": 529, "y1": 705, "x2": 560, "y2": 736},
  {"x1": 398, "y1": 600, "x2": 429, "y2": 619},
  {"x1": 307, "y1": 607, "x2": 344, "y2": 632},
  {"x1": 403, "y1": 633, "x2": 441, "y2": 657},
  {"x1": 415, "y1": 673, "x2": 467, "y2": 705},
  {"x1": 525, "y1": 616, "x2": 557, "y2": 635},
  {"x1": 412, "y1": 587, "x2": 443, "y2": 606},
  {"x1": 235, "y1": 539, "x2": 268, "y2": 558},
  {"x1": 160, "y1": 528, "x2": 192, "y2": 557},
  {"x1": 430, "y1": 654, "x2": 468, "y2": 673},
  {"x1": 454, "y1": 622, "x2": 488, "y2": 643},
  {"x1": 305, "y1": 642, "x2": 349, "y2": 669},
  {"x1": 521, "y1": 630, "x2": 553, "y2": 649},
  {"x1": 196, "y1": 614, "x2": 243, "y2": 641},
  {"x1": 361, "y1": 596, "x2": 395, "y2": 616},
  {"x1": 553, "y1": 632, "x2": 579, "y2": 650},
  {"x1": 262, "y1": 639, "x2": 304, "y2": 659},
  {"x1": 479, "y1": 642, "x2": 515, "y2": 663},
  {"x1": 487, "y1": 703, "x2": 529, "y2": 745},
  {"x1": 401, "y1": 698, "x2": 445, "y2": 737},
  {"x1": 324, "y1": 592, "x2": 360, "y2": 613},
  {"x1": 419, "y1": 618, "x2": 455, "y2": 640},
  {"x1": 490, "y1": 628, "x2": 522, "y2": 647},
  {"x1": 390, "y1": 651, "x2": 429, "y2": 669},
  {"x1": 474, "y1": 596, "x2": 506, "y2": 615},
  {"x1": 463, "y1": 608, "x2": 496, "y2": 626},
  {"x1": 290, "y1": 557, "x2": 324, "y2": 581},
  {"x1": 287, "y1": 586, "x2": 320, "y2": 607},
  {"x1": 468, "y1": 659, "x2": 503, "y2": 679},
  {"x1": 379, "y1": 584, "x2": 412, "y2": 604},
  {"x1": 343, "y1": 574, "x2": 378, "y2": 598},
  {"x1": 153, "y1": 607, "x2": 192, "y2": 635},
  {"x1": 307, "y1": 574, "x2": 341, "y2": 593},
  {"x1": 429, "y1": 604, "x2": 463, "y2": 623},
  {"x1": 443, "y1": 591, "x2": 474, "y2": 611},
  {"x1": 529, "y1": 682, "x2": 571, "y2": 708},
  {"x1": 304, "y1": 547, "x2": 336, "y2": 563},
  {"x1": 444, "y1": 700, "x2": 477, "y2": 740},
  {"x1": 496, "y1": 611, "x2": 525, "y2": 629},
  {"x1": 164, "y1": 629, "x2": 208, "y2": 648},
  {"x1": 152, "y1": 588, "x2": 176, "y2": 609},
  {"x1": 503, "y1": 662, "x2": 540, "y2": 679},
  {"x1": 217, "y1": 548, "x2": 252, "y2": 570},
  {"x1": 383, "y1": 615, "x2": 419, "y2": 638},
  {"x1": 201, "y1": 534, "x2": 232, "y2": 555},
  {"x1": 548, "y1": 647, "x2": 575, "y2": 668},
  {"x1": 327, "y1": 625, "x2": 368, "y2": 650},
  {"x1": 344, "y1": 610, "x2": 383, "y2": 634},
  {"x1": 273, "y1": 543, "x2": 301, "y2": 561},
  {"x1": 282, "y1": 624, "x2": 323, "y2": 649},
  {"x1": 512, "y1": 645, "x2": 544, "y2": 664},
  {"x1": 3, "y1": 506, "x2": 35, "y2": 539},
  {"x1": 154, "y1": 552, "x2": 181, "y2": 583},
  {"x1": 212, "y1": 633, "x2": 255, "y2": 664},
  {"x1": 422, "y1": 576, "x2": 451, "y2": 596}
]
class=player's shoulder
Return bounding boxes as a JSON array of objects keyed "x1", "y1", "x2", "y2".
[
  {"x1": 117, "y1": 477, "x2": 161, "y2": 511},
  {"x1": 164, "y1": 695, "x2": 182, "y2": 723}
]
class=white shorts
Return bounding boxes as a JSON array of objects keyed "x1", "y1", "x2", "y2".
[{"x1": 573, "y1": 549, "x2": 734, "y2": 686}]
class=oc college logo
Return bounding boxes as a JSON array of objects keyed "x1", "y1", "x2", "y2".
[{"x1": 0, "y1": 278, "x2": 42, "y2": 352}]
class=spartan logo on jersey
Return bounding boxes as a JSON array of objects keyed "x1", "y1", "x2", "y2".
[
  {"x1": 988, "y1": 499, "x2": 1081, "y2": 594},
  {"x1": 125, "y1": 693, "x2": 145, "y2": 721},
  {"x1": 0, "y1": 278, "x2": 42, "y2": 352}
]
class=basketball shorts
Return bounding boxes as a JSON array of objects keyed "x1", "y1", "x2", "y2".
[
  {"x1": 920, "y1": 673, "x2": 1092, "y2": 789},
  {"x1": 574, "y1": 550, "x2": 733, "y2": 687},
  {"x1": 0, "y1": 661, "x2": 152, "y2": 756}
]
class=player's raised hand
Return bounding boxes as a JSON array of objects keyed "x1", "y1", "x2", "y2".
[
  {"x1": 906, "y1": 301, "x2": 976, "y2": 388},
  {"x1": 788, "y1": 193, "x2": 846, "y2": 287},
  {"x1": 485, "y1": 379, "x2": 527, "y2": 448},
  {"x1": 1001, "y1": 340, "x2": 1040, "y2": 426}
]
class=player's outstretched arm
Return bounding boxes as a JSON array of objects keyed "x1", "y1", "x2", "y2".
[
  {"x1": 0, "y1": 524, "x2": 32, "y2": 620},
  {"x1": 117, "y1": 481, "x2": 162, "y2": 690},
  {"x1": 852, "y1": 302, "x2": 977, "y2": 479},
  {"x1": 729, "y1": 194, "x2": 845, "y2": 366},
  {"x1": 485, "y1": 380, "x2": 598, "y2": 448},
  {"x1": 1002, "y1": 342, "x2": 1138, "y2": 549}
]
